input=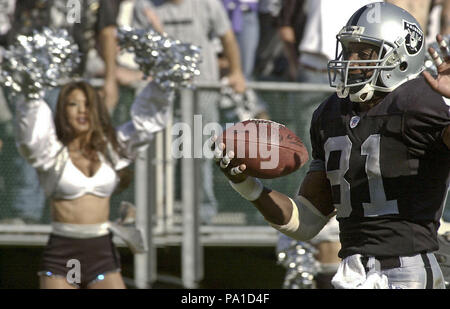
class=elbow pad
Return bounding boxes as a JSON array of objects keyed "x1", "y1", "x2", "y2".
[{"x1": 269, "y1": 196, "x2": 335, "y2": 241}]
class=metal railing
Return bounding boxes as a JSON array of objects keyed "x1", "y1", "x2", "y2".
[{"x1": 171, "y1": 81, "x2": 335, "y2": 288}]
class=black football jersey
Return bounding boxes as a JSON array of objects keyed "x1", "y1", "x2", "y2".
[{"x1": 310, "y1": 77, "x2": 450, "y2": 258}]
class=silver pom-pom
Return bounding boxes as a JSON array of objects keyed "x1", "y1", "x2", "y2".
[
  {"x1": 117, "y1": 26, "x2": 201, "y2": 90},
  {"x1": 0, "y1": 28, "x2": 81, "y2": 99},
  {"x1": 276, "y1": 236, "x2": 321, "y2": 289}
]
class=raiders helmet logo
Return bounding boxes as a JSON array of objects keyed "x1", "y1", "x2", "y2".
[{"x1": 403, "y1": 20, "x2": 424, "y2": 55}]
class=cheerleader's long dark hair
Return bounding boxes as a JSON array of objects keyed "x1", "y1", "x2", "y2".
[{"x1": 54, "y1": 81, "x2": 132, "y2": 193}]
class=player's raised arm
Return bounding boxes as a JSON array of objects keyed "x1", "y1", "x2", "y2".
[
  {"x1": 423, "y1": 34, "x2": 450, "y2": 149},
  {"x1": 423, "y1": 34, "x2": 450, "y2": 98}
]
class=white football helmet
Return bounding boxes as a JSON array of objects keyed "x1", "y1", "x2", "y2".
[{"x1": 328, "y1": 2, "x2": 426, "y2": 103}]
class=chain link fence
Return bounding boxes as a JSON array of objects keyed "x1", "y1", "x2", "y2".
[{"x1": 1, "y1": 82, "x2": 449, "y2": 229}]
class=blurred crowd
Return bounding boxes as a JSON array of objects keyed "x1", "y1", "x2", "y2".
[{"x1": 0, "y1": 0, "x2": 449, "y2": 223}]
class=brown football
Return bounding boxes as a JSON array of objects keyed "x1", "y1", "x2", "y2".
[{"x1": 219, "y1": 119, "x2": 309, "y2": 179}]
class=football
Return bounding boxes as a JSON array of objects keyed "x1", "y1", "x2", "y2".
[{"x1": 219, "y1": 119, "x2": 309, "y2": 179}]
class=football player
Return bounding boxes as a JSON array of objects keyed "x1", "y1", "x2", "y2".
[{"x1": 214, "y1": 2, "x2": 450, "y2": 288}]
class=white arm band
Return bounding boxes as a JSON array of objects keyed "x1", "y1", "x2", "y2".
[
  {"x1": 229, "y1": 177, "x2": 264, "y2": 201},
  {"x1": 269, "y1": 195, "x2": 335, "y2": 241}
]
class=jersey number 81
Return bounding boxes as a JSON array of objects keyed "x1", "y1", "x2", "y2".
[{"x1": 324, "y1": 134, "x2": 399, "y2": 218}]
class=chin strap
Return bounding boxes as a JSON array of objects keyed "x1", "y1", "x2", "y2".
[
  {"x1": 337, "y1": 83, "x2": 375, "y2": 103},
  {"x1": 336, "y1": 83, "x2": 349, "y2": 98},
  {"x1": 349, "y1": 84, "x2": 375, "y2": 102}
]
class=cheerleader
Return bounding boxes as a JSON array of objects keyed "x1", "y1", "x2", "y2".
[{"x1": 15, "y1": 80, "x2": 173, "y2": 289}]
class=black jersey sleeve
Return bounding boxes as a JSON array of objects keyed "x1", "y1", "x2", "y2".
[
  {"x1": 401, "y1": 77, "x2": 450, "y2": 157},
  {"x1": 310, "y1": 101, "x2": 326, "y2": 162}
]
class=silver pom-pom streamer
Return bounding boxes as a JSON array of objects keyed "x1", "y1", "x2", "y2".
[
  {"x1": 117, "y1": 26, "x2": 201, "y2": 90},
  {"x1": 0, "y1": 28, "x2": 81, "y2": 100},
  {"x1": 276, "y1": 235, "x2": 321, "y2": 289}
]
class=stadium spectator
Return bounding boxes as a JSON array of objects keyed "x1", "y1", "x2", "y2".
[
  {"x1": 221, "y1": 0, "x2": 260, "y2": 80},
  {"x1": 425, "y1": 0, "x2": 450, "y2": 38},
  {"x1": 385, "y1": 0, "x2": 450, "y2": 38},
  {"x1": 112, "y1": 0, "x2": 163, "y2": 91},
  {"x1": 86, "y1": 0, "x2": 164, "y2": 95},
  {"x1": 253, "y1": 0, "x2": 286, "y2": 80},
  {"x1": 217, "y1": 0, "x2": 271, "y2": 122},
  {"x1": 427, "y1": 1, "x2": 444, "y2": 44},
  {"x1": 216, "y1": 2, "x2": 449, "y2": 289},
  {"x1": 132, "y1": 0, "x2": 164, "y2": 33},
  {"x1": 296, "y1": 0, "x2": 375, "y2": 84},
  {"x1": 442, "y1": 0, "x2": 450, "y2": 34},
  {"x1": 386, "y1": 0, "x2": 432, "y2": 32},
  {"x1": 140, "y1": 0, "x2": 246, "y2": 93},
  {"x1": 15, "y1": 80, "x2": 173, "y2": 289},
  {"x1": 277, "y1": 0, "x2": 307, "y2": 81},
  {"x1": 137, "y1": 0, "x2": 246, "y2": 222}
]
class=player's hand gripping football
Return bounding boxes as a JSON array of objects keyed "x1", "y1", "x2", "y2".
[
  {"x1": 210, "y1": 135, "x2": 248, "y2": 184},
  {"x1": 210, "y1": 135, "x2": 265, "y2": 202},
  {"x1": 423, "y1": 34, "x2": 450, "y2": 98}
]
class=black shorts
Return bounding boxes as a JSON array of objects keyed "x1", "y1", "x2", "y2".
[{"x1": 38, "y1": 233, "x2": 121, "y2": 288}]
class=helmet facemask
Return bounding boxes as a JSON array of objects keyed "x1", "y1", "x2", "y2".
[{"x1": 328, "y1": 26, "x2": 401, "y2": 103}]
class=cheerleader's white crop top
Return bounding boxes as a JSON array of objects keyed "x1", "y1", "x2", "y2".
[
  {"x1": 52, "y1": 154, "x2": 120, "y2": 200},
  {"x1": 14, "y1": 82, "x2": 174, "y2": 198}
]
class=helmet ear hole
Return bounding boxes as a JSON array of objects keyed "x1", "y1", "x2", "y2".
[{"x1": 400, "y1": 62, "x2": 408, "y2": 71}]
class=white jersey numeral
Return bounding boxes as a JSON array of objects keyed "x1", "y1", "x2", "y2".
[
  {"x1": 324, "y1": 136, "x2": 352, "y2": 218},
  {"x1": 361, "y1": 135, "x2": 399, "y2": 217},
  {"x1": 325, "y1": 134, "x2": 399, "y2": 218}
]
